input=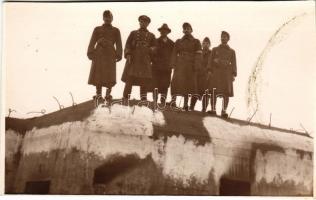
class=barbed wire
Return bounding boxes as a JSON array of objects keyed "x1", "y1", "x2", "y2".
[
  {"x1": 247, "y1": 109, "x2": 257, "y2": 123},
  {"x1": 53, "y1": 96, "x2": 64, "y2": 110},
  {"x1": 7, "y1": 108, "x2": 16, "y2": 117},
  {"x1": 26, "y1": 109, "x2": 46, "y2": 115},
  {"x1": 69, "y1": 92, "x2": 77, "y2": 107}
]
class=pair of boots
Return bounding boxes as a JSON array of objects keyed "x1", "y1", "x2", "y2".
[
  {"x1": 207, "y1": 109, "x2": 228, "y2": 118},
  {"x1": 93, "y1": 87, "x2": 112, "y2": 102}
]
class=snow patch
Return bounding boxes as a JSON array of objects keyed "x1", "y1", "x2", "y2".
[
  {"x1": 203, "y1": 116, "x2": 313, "y2": 190},
  {"x1": 203, "y1": 117, "x2": 312, "y2": 151},
  {"x1": 87, "y1": 104, "x2": 165, "y2": 136},
  {"x1": 254, "y1": 149, "x2": 313, "y2": 191},
  {"x1": 5, "y1": 129, "x2": 23, "y2": 158},
  {"x1": 162, "y1": 135, "x2": 215, "y2": 186}
]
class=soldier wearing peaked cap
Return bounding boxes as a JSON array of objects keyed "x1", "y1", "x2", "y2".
[
  {"x1": 121, "y1": 15, "x2": 157, "y2": 102},
  {"x1": 87, "y1": 10, "x2": 122, "y2": 102},
  {"x1": 152, "y1": 23, "x2": 175, "y2": 105},
  {"x1": 170, "y1": 22, "x2": 202, "y2": 111},
  {"x1": 207, "y1": 31, "x2": 237, "y2": 118}
]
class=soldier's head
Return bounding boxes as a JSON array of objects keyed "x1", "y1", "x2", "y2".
[
  {"x1": 158, "y1": 23, "x2": 171, "y2": 37},
  {"x1": 138, "y1": 15, "x2": 151, "y2": 29},
  {"x1": 221, "y1": 31, "x2": 230, "y2": 44},
  {"x1": 182, "y1": 22, "x2": 192, "y2": 35},
  {"x1": 103, "y1": 10, "x2": 113, "y2": 25},
  {"x1": 202, "y1": 37, "x2": 211, "y2": 50}
]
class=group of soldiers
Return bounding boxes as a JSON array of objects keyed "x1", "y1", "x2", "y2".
[{"x1": 87, "y1": 10, "x2": 237, "y2": 118}]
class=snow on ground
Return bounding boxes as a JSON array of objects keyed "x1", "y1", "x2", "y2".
[{"x1": 203, "y1": 116, "x2": 312, "y2": 151}]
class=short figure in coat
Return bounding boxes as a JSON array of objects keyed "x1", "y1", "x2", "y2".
[
  {"x1": 207, "y1": 31, "x2": 237, "y2": 118},
  {"x1": 190, "y1": 37, "x2": 211, "y2": 112},
  {"x1": 170, "y1": 22, "x2": 202, "y2": 111},
  {"x1": 87, "y1": 10, "x2": 122, "y2": 101},
  {"x1": 152, "y1": 24, "x2": 175, "y2": 105},
  {"x1": 121, "y1": 15, "x2": 156, "y2": 101}
]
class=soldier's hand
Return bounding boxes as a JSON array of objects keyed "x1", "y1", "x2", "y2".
[
  {"x1": 214, "y1": 58, "x2": 219, "y2": 64},
  {"x1": 232, "y1": 76, "x2": 235, "y2": 82}
]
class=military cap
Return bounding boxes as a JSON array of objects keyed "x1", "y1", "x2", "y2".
[
  {"x1": 138, "y1": 15, "x2": 151, "y2": 23},
  {"x1": 221, "y1": 31, "x2": 230, "y2": 39},
  {"x1": 182, "y1": 22, "x2": 192, "y2": 30},
  {"x1": 103, "y1": 10, "x2": 113, "y2": 19}
]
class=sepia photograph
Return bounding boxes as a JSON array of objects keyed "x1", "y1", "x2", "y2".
[{"x1": 1, "y1": 1, "x2": 315, "y2": 197}]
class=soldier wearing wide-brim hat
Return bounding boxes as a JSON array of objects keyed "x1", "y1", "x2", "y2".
[
  {"x1": 207, "y1": 31, "x2": 237, "y2": 118},
  {"x1": 121, "y1": 15, "x2": 156, "y2": 101},
  {"x1": 158, "y1": 23, "x2": 171, "y2": 33},
  {"x1": 152, "y1": 23, "x2": 174, "y2": 104}
]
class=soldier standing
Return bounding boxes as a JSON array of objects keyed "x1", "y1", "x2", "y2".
[
  {"x1": 190, "y1": 37, "x2": 211, "y2": 112},
  {"x1": 170, "y1": 22, "x2": 202, "y2": 111},
  {"x1": 121, "y1": 15, "x2": 156, "y2": 102},
  {"x1": 207, "y1": 31, "x2": 237, "y2": 118},
  {"x1": 152, "y1": 24, "x2": 175, "y2": 105},
  {"x1": 87, "y1": 10, "x2": 122, "y2": 102}
]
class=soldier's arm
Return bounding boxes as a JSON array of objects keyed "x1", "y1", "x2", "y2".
[
  {"x1": 194, "y1": 40, "x2": 203, "y2": 71},
  {"x1": 207, "y1": 49, "x2": 216, "y2": 74},
  {"x1": 115, "y1": 28, "x2": 123, "y2": 62},
  {"x1": 87, "y1": 27, "x2": 97, "y2": 60},
  {"x1": 232, "y1": 50, "x2": 237, "y2": 77},
  {"x1": 170, "y1": 40, "x2": 179, "y2": 68},
  {"x1": 124, "y1": 31, "x2": 134, "y2": 59},
  {"x1": 150, "y1": 34, "x2": 157, "y2": 53}
]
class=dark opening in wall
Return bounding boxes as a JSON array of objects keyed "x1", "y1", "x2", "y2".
[
  {"x1": 219, "y1": 177, "x2": 250, "y2": 196},
  {"x1": 93, "y1": 154, "x2": 141, "y2": 185},
  {"x1": 24, "y1": 180, "x2": 50, "y2": 194}
]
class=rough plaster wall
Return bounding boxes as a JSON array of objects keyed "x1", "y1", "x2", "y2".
[
  {"x1": 5, "y1": 130, "x2": 23, "y2": 193},
  {"x1": 203, "y1": 116, "x2": 313, "y2": 194},
  {"x1": 13, "y1": 105, "x2": 219, "y2": 187},
  {"x1": 5, "y1": 129, "x2": 23, "y2": 158},
  {"x1": 162, "y1": 135, "x2": 215, "y2": 186},
  {"x1": 5, "y1": 105, "x2": 313, "y2": 193},
  {"x1": 254, "y1": 149, "x2": 312, "y2": 192}
]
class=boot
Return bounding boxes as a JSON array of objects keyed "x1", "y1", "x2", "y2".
[{"x1": 221, "y1": 110, "x2": 228, "y2": 118}]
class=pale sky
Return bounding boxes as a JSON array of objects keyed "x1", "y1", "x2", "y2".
[{"x1": 3, "y1": 1, "x2": 316, "y2": 134}]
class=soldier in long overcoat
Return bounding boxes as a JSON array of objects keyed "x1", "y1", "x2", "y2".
[
  {"x1": 152, "y1": 24, "x2": 175, "y2": 104},
  {"x1": 121, "y1": 15, "x2": 156, "y2": 101},
  {"x1": 87, "y1": 10, "x2": 122, "y2": 101},
  {"x1": 170, "y1": 22, "x2": 202, "y2": 111},
  {"x1": 190, "y1": 37, "x2": 211, "y2": 112},
  {"x1": 207, "y1": 31, "x2": 237, "y2": 118}
]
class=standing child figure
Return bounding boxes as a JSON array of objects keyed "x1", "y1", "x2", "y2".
[{"x1": 87, "y1": 10, "x2": 122, "y2": 102}]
